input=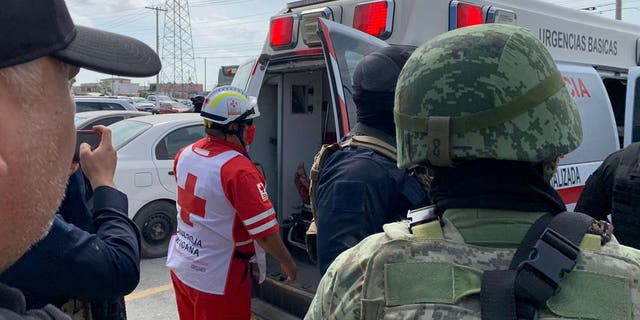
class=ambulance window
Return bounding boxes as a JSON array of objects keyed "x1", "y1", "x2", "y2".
[
  {"x1": 633, "y1": 79, "x2": 640, "y2": 141},
  {"x1": 603, "y1": 78, "x2": 627, "y2": 146},
  {"x1": 344, "y1": 51, "x2": 364, "y2": 86},
  {"x1": 231, "y1": 59, "x2": 253, "y2": 90},
  {"x1": 292, "y1": 85, "x2": 307, "y2": 114}
]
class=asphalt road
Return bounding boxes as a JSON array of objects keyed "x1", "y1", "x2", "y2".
[
  {"x1": 125, "y1": 258, "x2": 178, "y2": 320},
  {"x1": 124, "y1": 258, "x2": 264, "y2": 320}
]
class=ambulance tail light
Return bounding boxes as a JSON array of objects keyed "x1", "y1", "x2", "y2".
[
  {"x1": 486, "y1": 7, "x2": 517, "y2": 25},
  {"x1": 449, "y1": 1, "x2": 484, "y2": 30},
  {"x1": 270, "y1": 15, "x2": 299, "y2": 49},
  {"x1": 353, "y1": 0, "x2": 394, "y2": 39}
]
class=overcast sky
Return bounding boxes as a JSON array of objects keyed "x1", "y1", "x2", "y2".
[{"x1": 66, "y1": 0, "x2": 640, "y2": 91}]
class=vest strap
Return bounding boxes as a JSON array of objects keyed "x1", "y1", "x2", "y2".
[{"x1": 480, "y1": 211, "x2": 594, "y2": 320}]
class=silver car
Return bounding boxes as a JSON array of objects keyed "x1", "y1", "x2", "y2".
[{"x1": 75, "y1": 97, "x2": 138, "y2": 113}]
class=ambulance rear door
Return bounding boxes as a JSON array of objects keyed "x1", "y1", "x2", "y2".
[
  {"x1": 554, "y1": 63, "x2": 619, "y2": 209},
  {"x1": 316, "y1": 17, "x2": 389, "y2": 139},
  {"x1": 234, "y1": 55, "x2": 268, "y2": 100},
  {"x1": 624, "y1": 67, "x2": 640, "y2": 147}
]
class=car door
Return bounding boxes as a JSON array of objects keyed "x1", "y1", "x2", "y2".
[
  {"x1": 317, "y1": 17, "x2": 389, "y2": 138},
  {"x1": 152, "y1": 124, "x2": 205, "y2": 194},
  {"x1": 624, "y1": 67, "x2": 640, "y2": 147}
]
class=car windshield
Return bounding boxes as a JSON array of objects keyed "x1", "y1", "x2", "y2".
[
  {"x1": 109, "y1": 120, "x2": 152, "y2": 150},
  {"x1": 74, "y1": 115, "x2": 89, "y2": 128}
]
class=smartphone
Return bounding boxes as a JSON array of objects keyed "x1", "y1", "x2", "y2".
[{"x1": 74, "y1": 130, "x2": 101, "y2": 162}]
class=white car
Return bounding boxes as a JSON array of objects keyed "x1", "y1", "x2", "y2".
[
  {"x1": 110, "y1": 113, "x2": 205, "y2": 258},
  {"x1": 74, "y1": 110, "x2": 151, "y2": 130}
]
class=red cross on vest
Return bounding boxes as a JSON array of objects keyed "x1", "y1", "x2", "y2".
[{"x1": 178, "y1": 173, "x2": 207, "y2": 227}]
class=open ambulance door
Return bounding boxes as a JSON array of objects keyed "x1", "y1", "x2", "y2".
[
  {"x1": 316, "y1": 18, "x2": 389, "y2": 139},
  {"x1": 623, "y1": 67, "x2": 640, "y2": 147}
]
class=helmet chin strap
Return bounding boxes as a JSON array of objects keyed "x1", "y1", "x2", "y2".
[{"x1": 223, "y1": 122, "x2": 249, "y2": 156}]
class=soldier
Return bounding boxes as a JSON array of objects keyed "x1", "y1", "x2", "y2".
[
  {"x1": 576, "y1": 142, "x2": 640, "y2": 249},
  {"x1": 305, "y1": 24, "x2": 640, "y2": 320}
]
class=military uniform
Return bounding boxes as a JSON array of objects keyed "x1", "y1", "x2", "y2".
[
  {"x1": 305, "y1": 24, "x2": 640, "y2": 320},
  {"x1": 305, "y1": 210, "x2": 640, "y2": 319}
]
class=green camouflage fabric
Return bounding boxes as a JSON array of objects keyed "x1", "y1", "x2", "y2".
[
  {"x1": 304, "y1": 209, "x2": 640, "y2": 320},
  {"x1": 394, "y1": 24, "x2": 582, "y2": 168}
]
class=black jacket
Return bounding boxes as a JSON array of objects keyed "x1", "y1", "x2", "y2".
[
  {"x1": 576, "y1": 142, "x2": 640, "y2": 249},
  {"x1": 315, "y1": 124, "x2": 430, "y2": 275},
  {"x1": 0, "y1": 171, "x2": 141, "y2": 319},
  {"x1": 0, "y1": 283, "x2": 69, "y2": 320}
]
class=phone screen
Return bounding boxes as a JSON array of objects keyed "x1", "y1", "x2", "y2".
[{"x1": 74, "y1": 130, "x2": 101, "y2": 162}]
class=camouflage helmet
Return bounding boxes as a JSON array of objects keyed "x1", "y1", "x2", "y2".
[{"x1": 394, "y1": 24, "x2": 582, "y2": 168}]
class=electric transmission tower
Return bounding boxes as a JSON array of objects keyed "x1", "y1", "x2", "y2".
[{"x1": 160, "y1": 0, "x2": 197, "y2": 97}]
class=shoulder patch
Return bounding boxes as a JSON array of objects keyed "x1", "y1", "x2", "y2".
[{"x1": 256, "y1": 182, "x2": 269, "y2": 202}]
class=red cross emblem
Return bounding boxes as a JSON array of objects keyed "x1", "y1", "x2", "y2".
[
  {"x1": 230, "y1": 99, "x2": 238, "y2": 108},
  {"x1": 178, "y1": 173, "x2": 207, "y2": 227}
]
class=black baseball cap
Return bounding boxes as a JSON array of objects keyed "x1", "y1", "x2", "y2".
[{"x1": 1, "y1": 0, "x2": 161, "y2": 77}]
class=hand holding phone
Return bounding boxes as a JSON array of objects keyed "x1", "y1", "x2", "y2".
[
  {"x1": 74, "y1": 130, "x2": 101, "y2": 162},
  {"x1": 78, "y1": 126, "x2": 117, "y2": 190}
]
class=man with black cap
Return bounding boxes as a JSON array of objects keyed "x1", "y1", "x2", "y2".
[
  {"x1": 313, "y1": 46, "x2": 430, "y2": 275},
  {"x1": 0, "y1": 0, "x2": 160, "y2": 319}
]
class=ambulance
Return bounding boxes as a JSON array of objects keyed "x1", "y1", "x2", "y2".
[{"x1": 230, "y1": 0, "x2": 640, "y2": 317}]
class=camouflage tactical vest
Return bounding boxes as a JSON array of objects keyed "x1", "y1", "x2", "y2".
[{"x1": 359, "y1": 210, "x2": 640, "y2": 320}]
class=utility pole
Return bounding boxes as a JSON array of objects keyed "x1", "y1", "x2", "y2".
[
  {"x1": 616, "y1": 0, "x2": 622, "y2": 20},
  {"x1": 145, "y1": 6, "x2": 167, "y2": 89}
]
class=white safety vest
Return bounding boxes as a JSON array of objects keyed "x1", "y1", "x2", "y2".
[{"x1": 166, "y1": 145, "x2": 266, "y2": 295}]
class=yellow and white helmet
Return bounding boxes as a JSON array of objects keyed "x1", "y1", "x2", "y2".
[{"x1": 201, "y1": 85, "x2": 257, "y2": 125}]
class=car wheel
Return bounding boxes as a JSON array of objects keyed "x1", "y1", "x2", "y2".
[{"x1": 134, "y1": 201, "x2": 177, "y2": 259}]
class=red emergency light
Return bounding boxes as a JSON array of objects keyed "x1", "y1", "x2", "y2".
[
  {"x1": 270, "y1": 15, "x2": 299, "y2": 49},
  {"x1": 449, "y1": 1, "x2": 484, "y2": 30},
  {"x1": 353, "y1": 0, "x2": 394, "y2": 39}
]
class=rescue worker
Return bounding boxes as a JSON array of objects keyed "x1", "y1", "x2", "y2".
[
  {"x1": 166, "y1": 85, "x2": 297, "y2": 320},
  {"x1": 305, "y1": 24, "x2": 640, "y2": 320},
  {"x1": 576, "y1": 142, "x2": 640, "y2": 249},
  {"x1": 314, "y1": 46, "x2": 430, "y2": 275}
]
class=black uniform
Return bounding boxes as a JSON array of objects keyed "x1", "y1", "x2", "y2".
[
  {"x1": 0, "y1": 284, "x2": 69, "y2": 320},
  {"x1": 575, "y1": 142, "x2": 640, "y2": 249}
]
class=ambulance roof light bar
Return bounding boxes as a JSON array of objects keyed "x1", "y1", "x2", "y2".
[
  {"x1": 449, "y1": 1, "x2": 484, "y2": 30},
  {"x1": 353, "y1": 0, "x2": 394, "y2": 39},
  {"x1": 270, "y1": 15, "x2": 300, "y2": 50}
]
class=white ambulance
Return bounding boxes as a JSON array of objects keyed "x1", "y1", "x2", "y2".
[{"x1": 233, "y1": 0, "x2": 640, "y2": 317}]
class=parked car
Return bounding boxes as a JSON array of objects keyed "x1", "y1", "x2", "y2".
[
  {"x1": 75, "y1": 97, "x2": 138, "y2": 112},
  {"x1": 110, "y1": 113, "x2": 205, "y2": 258},
  {"x1": 178, "y1": 99, "x2": 193, "y2": 108},
  {"x1": 131, "y1": 97, "x2": 155, "y2": 112},
  {"x1": 146, "y1": 94, "x2": 176, "y2": 104},
  {"x1": 74, "y1": 110, "x2": 151, "y2": 130},
  {"x1": 151, "y1": 102, "x2": 190, "y2": 114}
]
